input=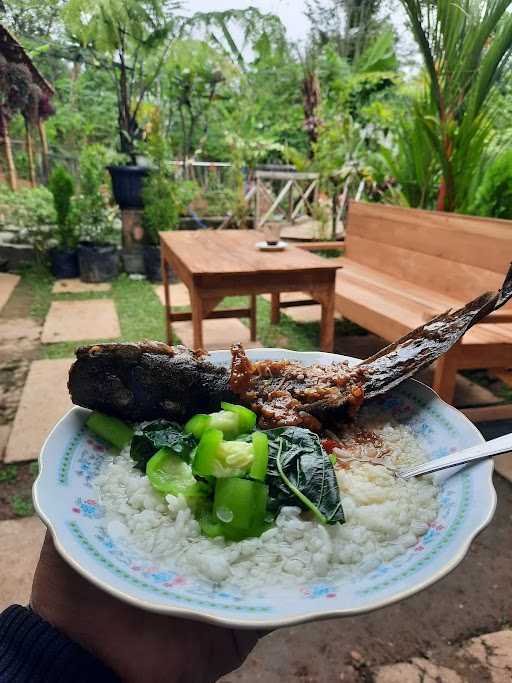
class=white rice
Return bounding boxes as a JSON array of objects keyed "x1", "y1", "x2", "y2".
[{"x1": 94, "y1": 408, "x2": 439, "y2": 589}]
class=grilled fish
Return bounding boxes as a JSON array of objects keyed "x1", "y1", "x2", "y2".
[
  {"x1": 68, "y1": 341, "x2": 235, "y2": 422},
  {"x1": 68, "y1": 265, "x2": 512, "y2": 429}
]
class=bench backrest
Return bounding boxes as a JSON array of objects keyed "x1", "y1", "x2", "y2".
[{"x1": 345, "y1": 201, "x2": 512, "y2": 301}]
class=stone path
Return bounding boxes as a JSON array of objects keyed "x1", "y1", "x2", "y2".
[
  {"x1": 173, "y1": 318, "x2": 261, "y2": 351},
  {"x1": 52, "y1": 278, "x2": 111, "y2": 294},
  {"x1": 41, "y1": 299, "x2": 121, "y2": 343},
  {"x1": 261, "y1": 291, "x2": 342, "y2": 323},
  {"x1": 0, "y1": 516, "x2": 45, "y2": 611},
  {"x1": 0, "y1": 273, "x2": 20, "y2": 313},
  {"x1": 374, "y1": 630, "x2": 512, "y2": 683},
  {"x1": 154, "y1": 283, "x2": 190, "y2": 308},
  {"x1": 4, "y1": 358, "x2": 73, "y2": 463}
]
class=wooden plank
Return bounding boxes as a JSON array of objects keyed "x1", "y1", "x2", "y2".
[
  {"x1": 169, "y1": 308, "x2": 251, "y2": 322},
  {"x1": 345, "y1": 234, "x2": 503, "y2": 301},
  {"x1": 160, "y1": 231, "x2": 340, "y2": 277},
  {"x1": 347, "y1": 201, "x2": 512, "y2": 275},
  {"x1": 291, "y1": 179, "x2": 318, "y2": 220},
  {"x1": 259, "y1": 179, "x2": 293, "y2": 226},
  {"x1": 255, "y1": 171, "x2": 319, "y2": 181},
  {"x1": 462, "y1": 404, "x2": 512, "y2": 422},
  {"x1": 296, "y1": 241, "x2": 345, "y2": 251}
]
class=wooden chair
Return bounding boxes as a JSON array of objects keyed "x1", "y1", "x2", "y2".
[{"x1": 334, "y1": 201, "x2": 512, "y2": 412}]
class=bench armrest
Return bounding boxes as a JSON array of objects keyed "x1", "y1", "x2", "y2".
[{"x1": 295, "y1": 241, "x2": 345, "y2": 252}]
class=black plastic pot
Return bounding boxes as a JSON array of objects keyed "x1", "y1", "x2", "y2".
[
  {"x1": 122, "y1": 247, "x2": 145, "y2": 274},
  {"x1": 143, "y1": 245, "x2": 178, "y2": 283},
  {"x1": 143, "y1": 245, "x2": 163, "y2": 282},
  {"x1": 49, "y1": 247, "x2": 79, "y2": 279},
  {"x1": 78, "y1": 243, "x2": 119, "y2": 283},
  {"x1": 107, "y1": 165, "x2": 150, "y2": 209}
]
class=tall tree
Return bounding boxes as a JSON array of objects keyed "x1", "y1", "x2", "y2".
[
  {"x1": 63, "y1": 0, "x2": 181, "y2": 161},
  {"x1": 305, "y1": 0, "x2": 384, "y2": 61}
]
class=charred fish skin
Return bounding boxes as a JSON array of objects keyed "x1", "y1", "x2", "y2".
[
  {"x1": 68, "y1": 341, "x2": 235, "y2": 422},
  {"x1": 305, "y1": 263, "x2": 512, "y2": 413}
]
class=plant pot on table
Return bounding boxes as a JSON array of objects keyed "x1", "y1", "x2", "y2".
[
  {"x1": 49, "y1": 247, "x2": 79, "y2": 279},
  {"x1": 143, "y1": 244, "x2": 177, "y2": 283},
  {"x1": 107, "y1": 165, "x2": 150, "y2": 210},
  {"x1": 78, "y1": 243, "x2": 119, "y2": 283}
]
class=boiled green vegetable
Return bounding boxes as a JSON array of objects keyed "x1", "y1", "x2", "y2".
[
  {"x1": 220, "y1": 402, "x2": 257, "y2": 433},
  {"x1": 249, "y1": 431, "x2": 269, "y2": 481},
  {"x1": 266, "y1": 427, "x2": 345, "y2": 525},
  {"x1": 86, "y1": 412, "x2": 133, "y2": 450},
  {"x1": 193, "y1": 429, "x2": 254, "y2": 478},
  {"x1": 146, "y1": 447, "x2": 197, "y2": 496},
  {"x1": 130, "y1": 420, "x2": 196, "y2": 472},
  {"x1": 213, "y1": 477, "x2": 268, "y2": 540}
]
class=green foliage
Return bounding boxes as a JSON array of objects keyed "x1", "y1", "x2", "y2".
[
  {"x1": 73, "y1": 145, "x2": 121, "y2": 245},
  {"x1": 10, "y1": 494, "x2": 34, "y2": 517},
  {"x1": 400, "y1": 0, "x2": 512, "y2": 212},
  {"x1": 142, "y1": 174, "x2": 197, "y2": 244},
  {"x1": 48, "y1": 165, "x2": 77, "y2": 248},
  {"x1": 0, "y1": 184, "x2": 56, "y2": 257},
  {"x1": 63, "y1": 0, "x2": 179, "y2": 159},
  {"x1": 469, "y1": 151, "x2": 512, "y2": 219},
  {"x1": 0, "y1": 465, "x2": 18, "y2": 484}
]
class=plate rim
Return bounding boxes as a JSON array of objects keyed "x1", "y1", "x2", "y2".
[{"x1": 33, "y1": 348, "x2": 496, "y2": 629}]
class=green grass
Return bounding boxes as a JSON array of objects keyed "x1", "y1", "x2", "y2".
[
  {"x1": 23, "y1": 265, "x2": 365, "y2": 359},
  {"x1": 29, "y1": 461, "x2": 39, "y2": 477},
  {"x1": 0, "y1": 464, "x2": 18, "y2": 484},
  {"x1": 10, "y1": 494, "x2": 34, "y2": 517}
]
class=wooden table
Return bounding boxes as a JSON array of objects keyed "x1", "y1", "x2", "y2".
[{"x1": 160, "y1": 230, "x2": 341, "y2": 351}]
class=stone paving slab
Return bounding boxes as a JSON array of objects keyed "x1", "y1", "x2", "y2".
[
  {"x1": 52, "y1": 278, "x2": 111, "y2": 294},
  {"x1": 0, "y1": 273, "x2": 20, "y2": 313},
  {"x1": 0, "y1": 516, "x2": 45, "y2": 611},
  {"x1": 261, "y1": 292, "x2": 341, "y2": 323},
  {"x1": 154, "y1": 283, "x2": 190, "y2": 308},
  {"x1": 4, "y1": 358, "x2": 73, "y2": 463},
  {"x1": 41, "y1": 299, "x2": 120, "y2": 343},
  {"x1": 173, "y1": 318, "x2": 261, "y2": 351},
  {"x1": 0, "y1": 424, "x2": 11, "y2": 461}
]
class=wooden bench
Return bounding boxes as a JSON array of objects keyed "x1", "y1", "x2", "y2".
[{"x1": 334, "y1": 201, "x2": 512, "y2": 409}]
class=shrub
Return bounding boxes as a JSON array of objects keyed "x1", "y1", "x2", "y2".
[
  {"x1": 469, "y1": 151, "x2": 512, "y2": 220},
  {"x1": 74, "y1": 144, "x2": 121, "y2": 245},
  {"x1": 48, "y1": 165, "x2": 77, "y2": 248},
  {"x1": 0, "y1": 184, "x2": 56, "y2": 258},
  {"x1": 142, "y1": 174, "x2": 197, "y2": 245}
]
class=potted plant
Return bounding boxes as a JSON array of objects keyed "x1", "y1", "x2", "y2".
[
  {"x1": 74, "y1": 145, "x2": 122, "y2": 282},
  {"x1": 48, "y1": 165, "x2": 79, "y2": 278},
  {"x1": 141, "y1": 116, "x2": 197, "y2": 281},
  {"x1": 63, "y1": 0, "x2": 176, "y2": 209},
  {"x1": 141, "y1": 173, "x2": 197, "y2": 281}
]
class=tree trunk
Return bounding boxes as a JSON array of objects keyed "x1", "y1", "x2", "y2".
[
  {"x1": 38, "y1": 119, "x2": 50, "y2": 183},
  {"x1": 0, "y1": 109, "x2": 17, "y2": 191},
  {"x1": 302, "y1": 71, "x2": 322, "y2": 159},
  {"x1": 25, "y1": 120, "x2": 36, "y2": 187}
]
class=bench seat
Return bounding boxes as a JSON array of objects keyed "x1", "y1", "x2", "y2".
[{"x1": 335, "y1": 259, "x2": 512, "y2": 369}]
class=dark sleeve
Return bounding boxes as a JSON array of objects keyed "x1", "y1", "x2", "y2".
[{"x1": 0, "y1": 605, "x2": 120, "y2": 683}]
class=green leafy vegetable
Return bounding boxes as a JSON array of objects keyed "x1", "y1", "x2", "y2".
[
  {"x1": 265, "y1": 427, "x2": 345, "y2": 525},
  {"x1": 130, "y1": 420, "x2": 196, "y2": 472}
]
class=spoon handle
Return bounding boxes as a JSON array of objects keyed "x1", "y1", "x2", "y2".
[{"x1": 399, "y1": 432, "x2": 512, "y2": 479}]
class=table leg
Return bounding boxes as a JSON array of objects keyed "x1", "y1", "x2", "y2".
[
  {"x1": 250, "y1": 294, "x2": 257, "y2": 341},
  {"x1": 161, "y1": 256, "x2": 172, "y2": 344},
  {"x1": 191, "y1": 288, "x2": 204, "y2": 350},
  {"x1": 271, "y1": 292, "x2": 281, "y2": 324},
  {"x1": 318, "y1": 286, "x2": 335, "y2": 352}
]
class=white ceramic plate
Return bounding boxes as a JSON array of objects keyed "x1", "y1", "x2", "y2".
[
  {"x1": 255, "y1": 240, "x2": 288, "y2": 251},
  {"x1": 33, "y1": 349, "x2": 495, "y2": 629}
]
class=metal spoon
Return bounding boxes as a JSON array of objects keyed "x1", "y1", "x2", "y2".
[{"x1": 398, "y1": 432, "x2": 512, "y2": 480}]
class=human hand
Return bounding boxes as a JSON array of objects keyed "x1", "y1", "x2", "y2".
[{"x1": 30, "y1": 532, "x2": 265, "y2": 683}]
